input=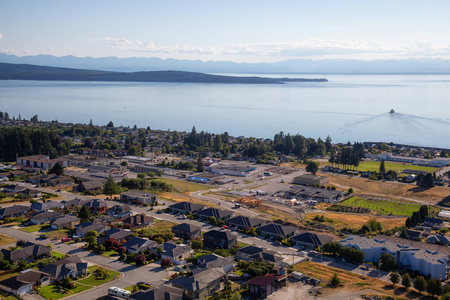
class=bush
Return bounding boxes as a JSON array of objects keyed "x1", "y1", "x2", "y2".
[
  {"x1": 135, "y1": 254, "x2": 146, "y2": 266},
  {"x1": 330, "y1": 273, "x2": 341, "y2": 287},
  {"x1": 191, "y1": 240, "x2": 203, "y2": 250},
  {"x1": 161, "y1": 258, "x2": 173, "y2": 269}
]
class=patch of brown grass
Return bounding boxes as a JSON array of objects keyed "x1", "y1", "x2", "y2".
[
  {"x1": 305, "y1": 212, "x2": 406, "y2": 230},
  {"x1": 325, "y1": 174, "x2": 450, "y2": 205},
  {"x1": 0, "y1": 234, "x2": 16, "y2": 246},
  {"x1": 294, "y1": 261, "x2": 424, "y2": 299}
]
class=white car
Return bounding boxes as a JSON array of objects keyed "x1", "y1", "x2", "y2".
[{"x1": 72, "y1": 234, "x2": 82, "y2": 239}]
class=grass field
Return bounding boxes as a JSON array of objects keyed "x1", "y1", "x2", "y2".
[
  {"x1": 78, "y1": 266, "x2": 120, "y2": 285},
  {"x1": 305, "y1": 212, "x2": 406, "y2": 231},
  {"x1": 52, "y1": 251, "x2": 66, "y2": 259},
  {"x1": 137, "y1": 219, "x2": 177, "y2": 236},
  {"x1": 342, "y1": 196, "x2": 421, "y2": 216},
  {"x1": 321, "y1": 160, "x2": 437, "y2": 173},
  {"x1": 102, "y1": 250, "x2": 119, "y2": 258},
  {"x1": 325, "y1": 174, "x2": 450, "y2": 205},
  {"x1": 0, "y1": 234, "x2": 15, "y2": 246},
  {"x1": 43, "y1": 228, "x2": 72, "y2": 239},
  {"x1": 19, "y1": 223, "x2": 50, "y2": 233},
  {"x1": 157, "y1": 178, "x2": 213, "y2": 192}
]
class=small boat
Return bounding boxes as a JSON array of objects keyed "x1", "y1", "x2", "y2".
[{"x1": 389, "y1": 109, "x2": 395, "y2": 114}]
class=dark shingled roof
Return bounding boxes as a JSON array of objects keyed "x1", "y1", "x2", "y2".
[
  {"x1": 247, "y1": 274, "x2": 286, "y2": 286},
  {"x1": 168, "y1": 201, "x2": 205, "y2": 213},
  {"x1": 0, "y1": 270, "x2": 49, "y2": 290},
  {"x1": 171, "y1": 268, "x2": 225, "y2": 292},
  {"x1": 225, "y1": 216, "x2": 266, "y2": 228},
  {"x1": 2, "y1": 242, "x2": 51, "y2": 262},
  {"x1": 290, "y1": 232, "x2": 334, "y2": 247},
  {"x1": 39, "y1": 255, "x2": 87, "y2": 279},
  {"x1": 172, "y1": 222, "x2": 201, "y2": 232},
  {"x1": 0, "y1": 205, "x2": 30, "y2": 217},
  {"x1": 257, "y1": 223, "x2": 298, "y2": 237},
  {"x1": 196, "y1": 208, "x2": 233, "y2": 219}
]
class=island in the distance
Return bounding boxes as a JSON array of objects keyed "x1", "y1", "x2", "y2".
[{"x1": 0, "y1": 62, "x2": 328, "y2": 84}]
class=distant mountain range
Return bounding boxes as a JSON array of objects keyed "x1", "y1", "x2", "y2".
[
  {"x1": 2, "y1": 53, "x2": 450, "y2": 74},
  {"x1": 0, "y1": 62, "x2": 327, "y2": 84}
]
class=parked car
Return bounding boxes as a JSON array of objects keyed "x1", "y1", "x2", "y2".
[
  {"x1": 72, "y1": 234, "x2": 82, "y2": 239},
  {"x1": 40, "y1": 234, "x2": 48, "y2": 239},
  {"x1": 221, "y1": 225, "x2": 229, "y2": 229},
  {"x1": 61, "y1": 237, "x2": 72, "y2": 242}
]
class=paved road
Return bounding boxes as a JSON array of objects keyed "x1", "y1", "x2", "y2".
[{"x1": 0, "y1": 226, "x2": 168, "y2": 300}]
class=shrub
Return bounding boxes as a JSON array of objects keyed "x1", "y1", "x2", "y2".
[
  {"x1": 161, "y1": 258, "x2": 173, "y2": 268},
  {"x1": 135, "y1": 254, "x2": 146, "y2": 266}
]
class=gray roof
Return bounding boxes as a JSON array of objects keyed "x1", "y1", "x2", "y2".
[
  {"x1": 101, "y1": 228, "x2": 134, "y2": 241},
  {"x1": 169, "y1": 201, "x2": 205, "y2": 213},
  {"x1": 122, "y1": 237, "x2": 158, "y2": 252},
  {"x1": 291, "y1": 232, "x2": 334, "y2": 246},
  {"x1": 39, "y1": 255, "x2": 87, "y2": 279},
  {"x1": 339, "y1": 236, "x2": 398, "y2": 253},
  {"x1": 2, "y1": 242, "x2": 51, "y2": 262},
  {"x1": 51, "y1": 215, "x2": 80, "y2": 226},
  {"x1": 0, "y1": 205, "x2": 30, "y2": 217},
  {"x1": 171, "y1": 268, "x2": 225, "y2": 292},
  {"x1": 237, "y1": 246, "x2": 283, "y2": 263},
  {"x1": 0, "y1": 270, "x2": 49, "y2": 290},
  {"x1": 162, "y1": 242, "x2": 192, "y2": 258},
  {"x1": 203, "y1": 229, "x2": 237, "y2": 242},
  {"x1": 257, "y1": 223, "x2": 298, "y2": 237},
  {"x1": 172, "y1": 222, "x2": 201, "y2": 233},
  {"x1": 196, "y1": 208, "x2": 233, "y2": 219},
  {"x1": 31, "y1": 210, "x2": 62, "y2": 221},
  {"x1": 225, "y1": 216, "x2": 266, "y2": 228},
  {"x1": 31, "y1": 200, "x2": 63, "y2": 211}
]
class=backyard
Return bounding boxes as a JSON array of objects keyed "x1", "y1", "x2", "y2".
[
  {"x1": 341, "y1": 196, "x2": 421, "y2": 216},
  {"x1": 156, "y1": 178, "x2": 213, "y2": 192},
  {"x1": 137, "y1": 219, "x2": 177, "y2": 236},
  {"x1": 19, "y1": 223, "x2": 50, "y2": 233}
]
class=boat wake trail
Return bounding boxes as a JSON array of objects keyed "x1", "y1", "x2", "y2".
[{"x1": 340, "y1": 113, "x2": 386, "y2": 133}]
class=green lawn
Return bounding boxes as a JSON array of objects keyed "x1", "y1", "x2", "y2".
[
  {"x1": 52, "y1": 251, "x2": 66, "y2": 259},
  {"x1": 156, "y1": 178, "x2": 213, "y2": 192},
  {"x1": 0, "y1": 290, "x2": 19, "y2": 300},
  {"x1": 78, "y1": 266, "x2": 120, "y2": 285},
  {"x1": 40, "y1": 283, "x2": 91, "y2": 300},
  {"x1": 43, "y1": 228, "x2": 72, "y2": 239},
  {"x1": 342, "y1": 196, "x2": 421, "y2": 216},
  {"x1": 101, "y1": 250, "x2": 119, "y2": 258},
  {"x1": 355, "y1": 161, "x2": 437, "y2": 173},
  {"x1": 19, "y1": 223, "x2": 50, "y2": 233},
  {"x1": 193, "y1": 249, "x2": 212, "y2": 258}
]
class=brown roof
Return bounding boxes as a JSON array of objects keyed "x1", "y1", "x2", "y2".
[{"x1": 247, "y1": 274, "x2": 286, "y2": 286}]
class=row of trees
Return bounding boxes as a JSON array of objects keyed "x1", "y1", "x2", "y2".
[
  {"x1": 390, "y1": 272, "x2": 445, "y2": 297},
  {"x1": 405, "y1": 205, "x2": 429, "y2": 228}
]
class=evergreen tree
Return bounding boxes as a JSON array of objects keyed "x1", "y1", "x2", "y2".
[
  {"x1": 390, "y1": 272, "x2": 400, "y2": 285},
  {"x1": 306, "y1": 161, "x2": 320, "y2": 175},
  {"x1": 103, "y1": 175, "x2": 121, "y2": 198},
  {"x1": 379, "y1": 159, "x2": 386, "y2": 174},
  {"x1": 48, "y1": 162, "x2": 64, "y2": 176},
  {"x1": 413, "y1": 275, "x2": 426, "y2": 293},
  {"x1": 330, "y1": 273, "x2": 341, "y2": 287},
  {"x1": 106, "y1": 121, "x2": 114, "y2": 128},
  {"x1": 401, "y1": 273, "x2": 411, "y2": 289},
  {"x1": 196, "y1": 157, "x2": 204, "y2": 172},
  {"x1": 78, "y1": 205, "x2": 91, "y2": 221}
]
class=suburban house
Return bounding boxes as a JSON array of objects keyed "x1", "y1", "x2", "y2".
[
  {"x1": 2, "y1": 184, "x2": 26, "y2": 194},
  {"x1": 248, "y1": 273, "x2": 287, "y2": 299},
  {"x1": 61, "y1": 198, "x2": 90, "y2": 208},
  {"x1": 45, "y1": 176, "x2": 73, "y2": 187},
  {"x1": 107, "y1": 204, "x2": 132, "y2": 218},
  {"x1": 406, "y1": 230, "x2": 423, "y2": 240},
  {"x1": 123, "y1": 214, "x2": 154, "y2": 229},
  {"x1": 128, "y1": 284, "x2": 184, "y2": 300},
  {"x1": 293, "y1": 174, "x2": 329, "y2": 186},
  {"x1": 161, "y1": 242, "x2": 194, "y2": 265},
  {"x1": 0, "y1": 205, "x2": 30, "y2": 220},
  {"x1": 427, "y1": 234, "x2": 450, "y2": 245},
  {"x1": 170, "y1": 268, "x2": 225, "y2": 300},
  {"x1": 84, "y1": 199, "x2": 108, "y2": 213},
  {"x1": 51, "y1": 215, "x2": 80, "y2": 230},
  {"x1": 31, "y1": 200, "x2": 64, "y2": 212},
  {"x1": 192, "y1": 254, "x2": 234, "y2": 274},
  {"x1": 424, "y1": 217, "x2": 445, "y2": 230},
  {"x1": 236, "y1": 246, "x2": 284, "y2": 268},
  {"x1": 257, "y1": 223, "x2": 298, "y2": 239},
  {"x1": 30, "y1": 210, "x2": 63, "y2": 225},
  {"x1": 196, "y1": 208, "x2": 234, "y2": 221},
  {"x1": 0, "y1": 270, "x2": 50, "y2": 296},
  {"x1": 120, "y1": 190, "x2": 157, "y2": 205},
  {"x1": 169, "y1": 202, "x2": 206, "y2": 215},
  {"x1": 75, "y1": 180, "x2": 104, "y2": 193},
  {"x1": 16, "y1": 155, "x2": 70, "y2": 170},
  {"x1": 122, "y1": 237, "x2": 159, "y2": 254},
  {"x1": 225, "y1": 216, "x2": 267, "y2": 230},
  {"x1": 203, "y1": 230, "x2": 237, "y2": 250},
  {"x1": 98, "y1": 228, "x2": 134, "y2": 244},
  {"x1": 40, "y1": 255, "x2": 87, "y2": 281},
  {"x1": 171, "y1": 223, "x2": 202, "y2": 240},
  {"x1": 290, "y1": 232, "x2": 334, "y2": 250},
  {"x1": 75, "y1": 222, "x2": 108, "y2": 237},
  {"x1": 1, "y1": 242, "x2": 52, "y2": 263}
]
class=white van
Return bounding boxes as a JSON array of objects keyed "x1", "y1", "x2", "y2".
[{"x1": 108, "y1": 287, "x2": 131, "y2": 299}]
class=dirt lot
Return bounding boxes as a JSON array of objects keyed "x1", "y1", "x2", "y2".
[
  {"x1": 294, "y1": 261, "x2": 429, "y2": 299},
  {"x1": 324, "y1": 173, "x2": 450, "y2": 205},
  {"x1": 305, "y1": 212, "x2": 406, "y2": 231}
]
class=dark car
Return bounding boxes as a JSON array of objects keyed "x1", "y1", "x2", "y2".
[{"x1": 40, "y1": 234, "x2": 48, "y2": 239}]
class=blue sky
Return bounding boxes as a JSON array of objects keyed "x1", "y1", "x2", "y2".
[{"x1": 1, "y1": 0, "x2": 450, "y2": 62}]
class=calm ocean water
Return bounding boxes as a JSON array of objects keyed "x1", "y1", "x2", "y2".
[{"x1": 1, "y1": 74, "x2": 450, "y2": 148}]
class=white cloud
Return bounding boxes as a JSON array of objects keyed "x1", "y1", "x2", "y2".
[
  {"x1": 98, "y1": 37, "x2": 450, "y2": 60},
  {"x1": 0, "y1": 33, "x2": 3, "y2": 39}
]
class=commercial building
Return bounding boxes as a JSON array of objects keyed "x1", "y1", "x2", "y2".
[{"x1": 293, "y1": 174, "x2": 329, "y2": 186}]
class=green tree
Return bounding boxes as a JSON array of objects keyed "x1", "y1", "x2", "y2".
[
  {"x1": 323, "y1": 241, "x2": 342, "y2": 255},
  {"x1": 191, "y1": 240, "x2": 203, "y2": 250},
  {"x1": 400, "y1": 227, "x2": 408, "y2": 238},
  {"x1": 48, "y1": 162, "x2": 64, "y2": 176},
  {"x1": 229, "y1": 290, "x2": 242, "y2": 300},
  {"x1": 413, "y1": 275, "x2": 427, "y2": 293},
  {"x1": 367, "y1": 219, "x2": 383, "y2": 232},
  {"x1": 86, "y1": 230, "x2": 98, "y2": 238},
  {"x1": 86, "y1": 236, "x2": 97, "y2": 248},
  {"x1": 442, "y1": 293, "x2": 450, "y2": 300},
  {"x1": 427, "y1": 278, "x2": 443, "y2": 297},
  {"x1": 196, "y1": 157, "x2": 204, "y2": 172},
  {"x1": 402, "y1": 273, "x2": 411, "y2": 289},
  {"x1": 78, "y1": 205, "x2": 91, "y2": 221},
  {"x1": 390, "y1": 272, "x2": 400, "y2": 285},
  {"x1": 379, "y1": 160, "x2": 386, "y2": 174},
  {"x1": 103, "y1": 175, "x2": 121, "y2": 198},
  {"x1": 330, "y1": 273, "x2": 341, "y2": 287},
  {"x1": 379, "y1": 253, "x2": 396, "y2": 271},
  {"x1": 106, "y1": 121, "x2": 114, "y2": 128},
  {"x1": 306, "y1": 161, "x2": 320, "y2": 175}
]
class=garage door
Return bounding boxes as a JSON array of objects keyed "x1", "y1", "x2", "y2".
[{"x1": 19, "y1": 284, "x2": 31, "y2": 295}]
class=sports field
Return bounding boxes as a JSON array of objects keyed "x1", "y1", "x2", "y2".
[
  {"x1": 355, "y1": 161, "x2": 437, "y2": 173},
  {"x1": 342, "y1": 196, "x2": 421, "y2": 216}
]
